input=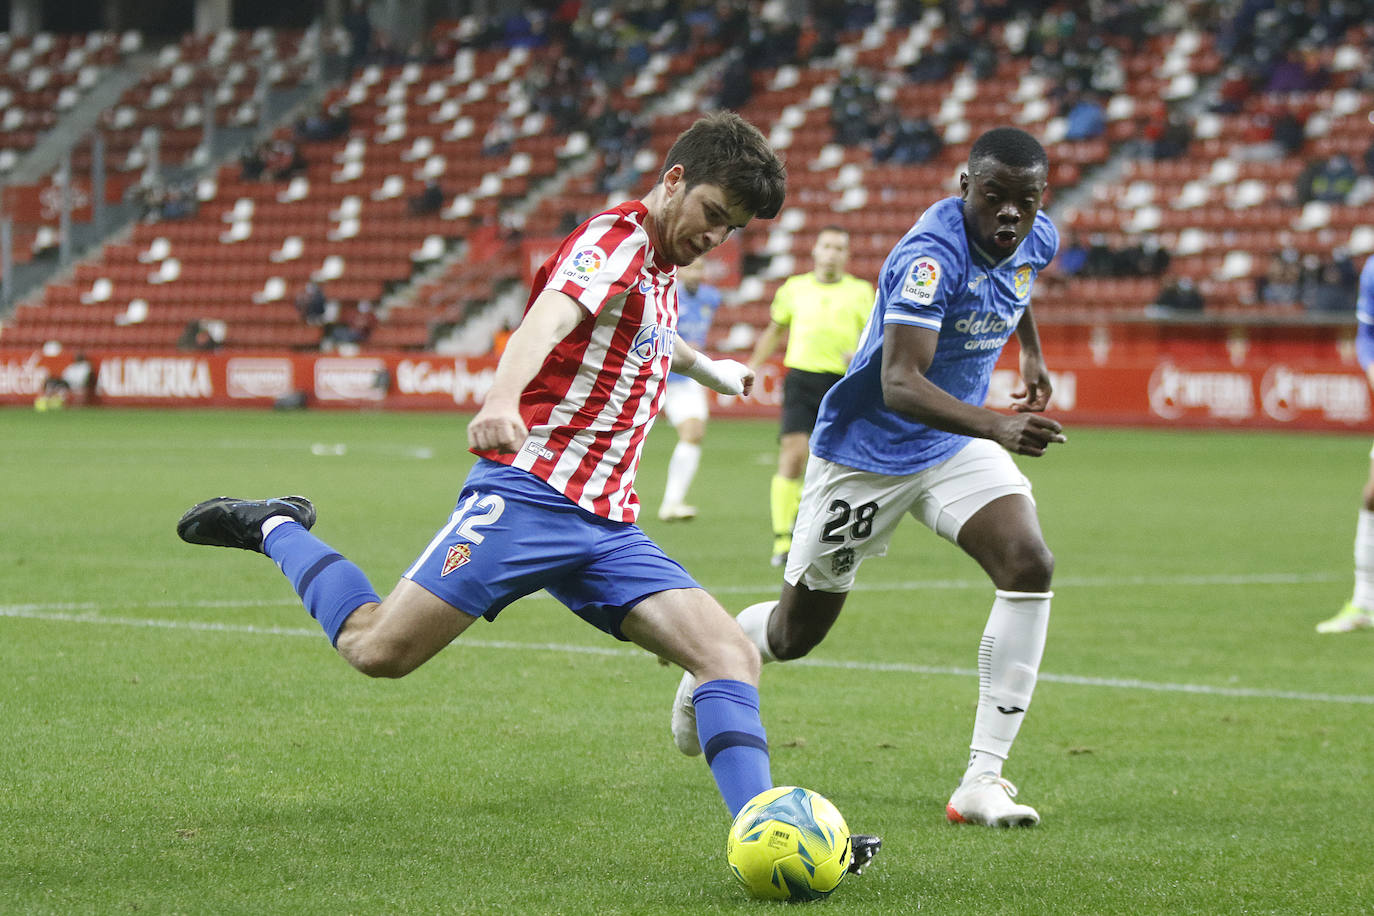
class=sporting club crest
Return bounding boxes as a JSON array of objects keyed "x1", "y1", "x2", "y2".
[{"x1": 441, "y1": 543, "x2": 472, "y2": 577}]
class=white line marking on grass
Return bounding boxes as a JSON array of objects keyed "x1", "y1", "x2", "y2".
[
  {"x1": 3, "y1": 600, "x2": 1372, "y2": 706},
  {"x1": 708, "y1": 570, "x2": 1345, "y2": 595}
]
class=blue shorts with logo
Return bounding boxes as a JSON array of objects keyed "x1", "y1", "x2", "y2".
[{"x1": 403, "y1": 458, "x2": 702, "y2": 639}]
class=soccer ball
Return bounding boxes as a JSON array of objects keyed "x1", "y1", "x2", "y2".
[{"x1": 726, "y1": 786, "x2": 852, "y2": 901}]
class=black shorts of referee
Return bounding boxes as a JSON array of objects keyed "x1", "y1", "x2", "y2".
[{"x1": 780, "y1": 367, "x2": 843, "y2": 437}]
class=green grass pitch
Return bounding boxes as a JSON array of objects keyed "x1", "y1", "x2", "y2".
[{"x1": 2, "y1": 407, "x2": 1372, "y2": 914}]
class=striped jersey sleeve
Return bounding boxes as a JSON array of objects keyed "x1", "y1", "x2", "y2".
[{"x1": 473, "y1": 201, "x2": 679, "y2": 523}]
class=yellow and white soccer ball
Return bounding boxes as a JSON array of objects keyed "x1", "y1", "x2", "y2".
[{"x1": 726, "y1": 786, "x2": 852, "y2": 901}]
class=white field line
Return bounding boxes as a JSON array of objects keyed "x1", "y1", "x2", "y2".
[{"x1": 3, "y1": 590, "x2": 1371, "y2": 706}]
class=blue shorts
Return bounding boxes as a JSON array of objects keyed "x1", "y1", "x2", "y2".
[{"x1": 403, "y1": 459, "x2": 702, "y2": 639}]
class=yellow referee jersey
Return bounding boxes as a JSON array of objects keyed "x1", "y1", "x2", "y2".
[{"x1": 769, "y1": 272, "x2": 875, "y2": 375}]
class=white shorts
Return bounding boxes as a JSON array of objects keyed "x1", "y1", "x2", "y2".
[
  {"x1": 663, "y1": 378, "x2": 709, "y2": 426},
  {"x1": 785, "y1": 438, "x2": 1035, "y2": 592}
]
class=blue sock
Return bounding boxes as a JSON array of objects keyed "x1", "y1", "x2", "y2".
[
  {"x1": 263, "y1": 522, "x2": 380, "y2": 645},
  {"x1": 693, "y1": 679, "x2": 772, "y2": 817}
]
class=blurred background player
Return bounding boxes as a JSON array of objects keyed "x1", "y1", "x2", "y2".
[
  {"x1": 1317, "y1": 252, "x2": 1374, "y2": 633},
  {"x1": 674, "y1": 127, "x2": 1066, "y2": 828},
  {"x1": 749, "y1": 226, "x2": 873, "y2": 565},
  {"x1": 658, "y1": 257, "x2": 723, "y2": 521}
]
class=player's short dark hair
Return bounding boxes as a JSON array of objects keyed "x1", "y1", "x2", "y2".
[
  {"x1": 969, "y1": 127, "x2": 1049, "y2": 172},
  {"x1": 659, "y1": 111, "x2": 787, "y2": 219},
  {"x1": 816, "y1": 224, "x2": 848, "y2": 238}
]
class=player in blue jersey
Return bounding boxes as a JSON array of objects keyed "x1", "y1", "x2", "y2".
[
  {"x1": 1317, "y1": 254, "x2": 1374, "y2": 633},
  {"x1": 672, "y1": 127, "x2": 1066, "y2": 827},
  {"x1": 657, "y1": 258, "x2": 723, "y2": 521}
]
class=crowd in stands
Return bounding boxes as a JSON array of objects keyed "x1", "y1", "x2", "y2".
[
  {"x1": 127, "y1": 179, "x2": 200, "y2": 223},
  {"x1": 5, "y1": 0, "x2": 1374, "y2": 363},
  {"x1": 1256, "y1": 247, "x2": 1362, "y2": 312}
]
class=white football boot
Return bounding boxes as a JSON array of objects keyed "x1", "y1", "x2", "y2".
[
  {"x1": 945, "y1": 772, "x2": 1040, "y2": 827},
  {"x1": 670, "y1": 669, "x2": 701, "y2": 756}
]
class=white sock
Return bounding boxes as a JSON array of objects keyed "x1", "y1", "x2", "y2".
[
  {"x1": 1352, "y1": 509, "x2": 1374, "y2": 609},
  {"x1": 661, "y1": 441, "x2": 701, "y2": 509},
  {"x1": 261, "y1": 515, "x2": 293, "y2": 539},
  {"x1": 737, "y1": 600, "x2": 779, "y2": 663},
  {"x1": 967, "y1": 590, "x2": 1052, "y2": 776}
]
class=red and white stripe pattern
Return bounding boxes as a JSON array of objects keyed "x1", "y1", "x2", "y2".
[{"x1": 484, "y1": 201, "x2": 678, "y2": 522}]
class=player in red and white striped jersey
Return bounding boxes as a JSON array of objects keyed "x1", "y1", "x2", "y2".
[
  {"x1": 468, "y1": 198, "x2": 688, "y2": 522},
  {"x1": 395, "y1": 113, "x2": 787, "y2": 819},
  {"x1": 180, "y1": 115, "x2": 876, "y2": 839}
]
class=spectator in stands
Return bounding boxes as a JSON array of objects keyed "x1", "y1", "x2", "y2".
[
  {"x1": 586, "y1": 96, "x2": 632, "y2": 156},
  {"x1": 1062, "y1": 91, "x2": 1106, "y2": 141},
  {"x1": 1053, "y1": 232, "x2": 1089, "y2": 277},
  {"x1": 598, "y1": 147, "x2": 644, "y2": 194},
  {"x1": 1210, "y1": 64, "x2": 1255, "y2": 114},
  {"x1": 295, "y1": 104, "x2": 351, "y2": 143},
  {"x1": 713, "y1": 49, "x2": 754, "y2": 110},
  {"x1": 344, "y1": 0, "x2": 373, "y2": 77},
  {"x1": 1147, "y1": 109, "x2": 1192, "y2": 160},
  {"x1": 1364, "y1": 138, "x2": 1374, "y2": 178},
  {"x1": 872, "y1": 112, "x2": 942, "y2": 165},
  {"x1": 556, "y1": 208, "x2": 581, "y2": 235},
  {"x1": 1264, "y1": 44, "x2": 1329, "y2": 93},
  {"x1": 1115, "y1": 236, "x2": 1171, "y2": 277},
  {"x1": 1081, "y1": 233, "x2": 1118, "y2": 276},
  {"x1": 481, "y1": 113, "x2": 516, "y2": 157},
  {"x1": 1150, "y1": 277, "x2": 1205, "y2": 314},
  {"x1": 905, "y1": 36, "x2": 960, "y2": 83},
  {"x1": 325, "y1": 300, "x2": 379, "y2": 351},
  {"x1": 178, "y1": 320, "x2": 222, "y2": 352},
  {"x1": 128, "y1": 182, "x2": 165, "y2": 223},
  {"x1": 1257, "y1": 249, "x2": 1303, "y2": 305},
  {"x1": 295, "y1": 281, "x2": 330, "y2": 327},
  {"x1": 239, "y1": 141, "x2": 268, "y2": 181},
  {"x1": 1272, "y1": 112, "x2": 1306, "y2": 157},
  {"x1": 408, "y1": 178, "x2": 445, "y2": 216},
  {"x1": 1298, "y1": 154, "x2": 1359, "y2": 205},
  {"x1": 830, "y1": 70, "x2": 880, "y2": 147},
  {"x1": 265, "y1": 139, "x2": 307, "y2": 181},
  {"x1": 1303, "y1": 251, "x2": 1359, "y2": 313},
  {"x1": 159, "y1": 183, "x2": 196, "y2": 221}
]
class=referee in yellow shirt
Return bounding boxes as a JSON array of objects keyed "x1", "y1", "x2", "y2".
[{"x1": 750, "y1": 225, "x2": 874, "y2": 566}]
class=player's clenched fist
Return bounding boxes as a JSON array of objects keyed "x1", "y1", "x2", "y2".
[{"x1": 467, "y1": 407, "x2": 528, "y2": 454}]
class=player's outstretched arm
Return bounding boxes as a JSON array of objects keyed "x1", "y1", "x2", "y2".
[
  {"x1": 881, "y1": 322, "x2": 1065, "y2": 456},
  {"x1": 673, "y1": 336, "x2": 754, "y2": 397},
  {"x1": 468, "y1": 290, "x2": 583, "y2": 453},
  {"x1": 1010, "y1": 306, "x2": 1052, "y2": 412}
]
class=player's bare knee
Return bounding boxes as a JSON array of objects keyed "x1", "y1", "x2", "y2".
[
  {"x1": 996, "y1": 541, "x2": 1054, "y2": 591},
  {"x1": 723, "y1": 632, "x2": 762, "y2": 681},
  {"x1": 693, "y1": 638, "x2": 760, "y2": 684},
  {"x1": 339, "y1": 634, "x2": 417, "y2": 679}
]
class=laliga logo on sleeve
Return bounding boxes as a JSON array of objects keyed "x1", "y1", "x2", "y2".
[
  {"x1": 902, "y1": 257, "x2": 940, "y2": 305},
  {"x1": 560, "y1": 246, "x2": 605, "y2": 285}
]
